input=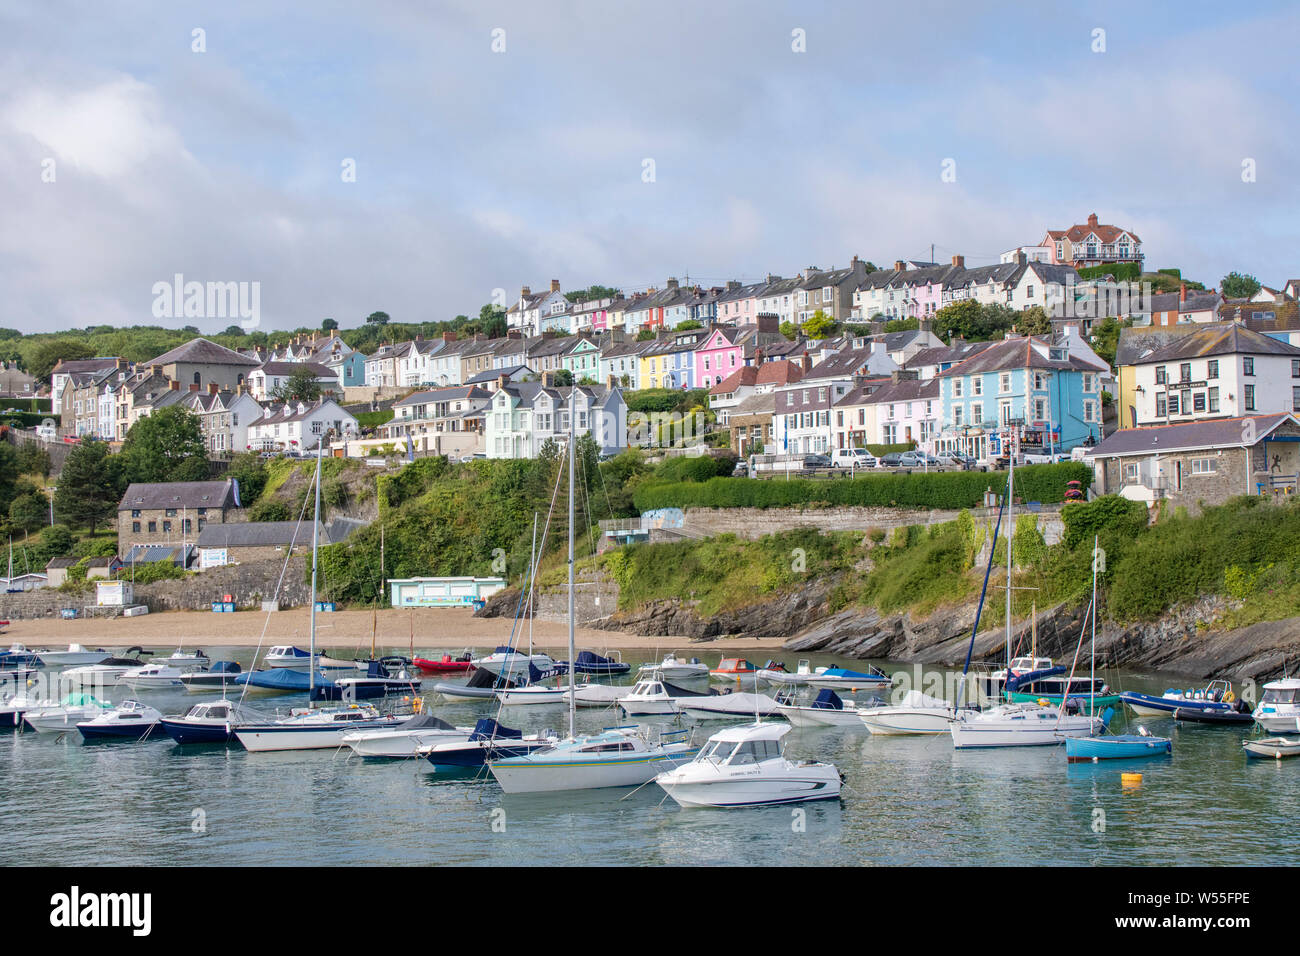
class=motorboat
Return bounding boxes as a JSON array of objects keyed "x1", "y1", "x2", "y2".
[
  {"x1": 494, "y1": 660, "x2": 572, "y2": 706},
  {"x1": 759, "y1": 659, "x2": 814, "y2": 686},
  {"x1": 1065, "y1": 727, "x2": 1172, "y2": 762},
  {"x1": 181, "y1": 661, "x2": 244, "y2": 692},
  {"x1": 153, "y1": 648, "x2": 211, "y2": 667},
  {"x1": 1243, "y1": 736, "x2": 1300, "y2": 759},
  {"x1": 950, "y1": 700, "x2": 1110, "y2": 749},
  {"x1": 1252, "y1": 678, "x2": 1300, "y2": 733},
  {"x1": 0, "y1": 690, "x2": 42, "y2": 730},
  {"x1": 24, "y1": 693, "x2": 112, "y2": 733},
  {"x1": 637, "y1": 652, "x2": 708, "y2": 681},
  {"x1": 858, "y1": 690, "x2": 962, "y2": 736},
  {"x1": 76, "y1": 700, "x2": 166, "y2": 741},
  {"x1": 1172, "y1": 705, "x2": 1254, "y2": 726},
  {"x1": 570, "y1": 650, "x2": 630, "y2": 676},
  {"x1": 470, "y1": 647, "x2": 557, "y2": 681},
  {"x1": 676, "y1": 691, "x2": 781, "y2": 721},
  {"x1": 119, "y1": 662, "x2": 202, "y2": 691},
  {"x1": 32, "y1": 644, "x2": 112, "y2": 668},
  {"x1": 234, "y1": 704, "x2": 403, "y2": 752},
  {"x1": 709, "y1": 658, "x2": 761, "y2": 688},
  {"x1": 60, "y1": 656, "x2": 146, "y2": 689},
  {"x1": 564, "y1": 684, "x2": 635, "y2": 708},
  {"x1": 412, "y1": 652, "x2": 476, "y2": 675},
  {"x1": 0, "y1": 643, "x2": 40, "y2": 669},
  {"x1": 342, "y1": 711, "x2": 474, "y2": 759},
  {"x1": 313, "y1": 659, "x2": 422, "y2": 701},
  {"x1": 263, "y1": 645, "x2": 361, "y2": 671},
  {"x1": 488, "y1": 726, "x2": 697, "y2": 793},
  {"x1": 655, "y1": 722, "x2": 842, "y2": 808},
  {"x1": 421, "y1": 718, "x2": 559, "y2": 769},
  {"x1": 1002, "y1": 665, "x2": 1117, "y2": 711},
  {"x1": 972, "y1": 655, "x2": 1054, "y2": 698},
  {"x1": 1119, "y1": 680, "x2": 1238, "y2": 718},
  {"x1": 775, "y1": 689, "x2": 866, "y2": 728},
  {"x1": 619, "y1": 675, "x2": 687, "y2": 716},
  {"x1": 803, "y1": 666, "x2": 892, "y2": 693},
  {"x1": 159, "y1": 698, "x2": 254, "y2": 745}
]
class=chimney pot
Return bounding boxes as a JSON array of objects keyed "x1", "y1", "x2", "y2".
[
  {"x1": 521, "y1": 286, "x2": 531, "y2": 298},
  {"x1": 189, "y1": 383, "x2": 200, "y2": 392},
  {"x1": 894, "y1": 260, "x2": 906, "y2": 272},
  {"x1": 1087, "y1": 213, "x2": 1099, "y2": 227},
  {"x1": 550, "y1": 279, "x2": 560, "y2": 293},
  {"x1": 951, "y1": 254, "x2": 965, "y2": 269},
  {"x1": 208, "y1": 383, "x2": 219, "y2": 395}
]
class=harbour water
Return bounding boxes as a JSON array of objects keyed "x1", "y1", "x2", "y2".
[{"x1": 0, "y1": 649, "x2": 1293, "y2": 866}]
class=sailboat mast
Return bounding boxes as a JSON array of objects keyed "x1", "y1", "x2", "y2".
[
  {"x1": 309, "y1": 440, "x2": 323, "y2": 702},
  {"x1": 528, "y1": 512, "x2": 538, "y2": 657},
  {"x1": 1005, "y1": 446, "x2": 1014, "y2": 670},
  {"x1": 1091, "y1": 533, "x2": 1098, "y2": 715},
  {"x1": 567, "y1": 389, "x2": 576, "y2": 738}
]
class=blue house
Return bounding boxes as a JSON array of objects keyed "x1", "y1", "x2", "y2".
[{"x1": 935, "y1": 335, "x2": 1108, "y2": 462}]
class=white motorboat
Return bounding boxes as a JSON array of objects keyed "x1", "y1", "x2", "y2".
[
  {"x1": 24, "y1": 693, "x2": 112, "y2": 733},
  {"x1": 637, "y1": 653, "x2": 709, "y2": 681},
  {"x1": 33, "y1": 644, "x2": 112, "y2": 668},
  {"x1": 76, "y1": 700, "x2": 165, "y2": 740},
  {"x1": 1252, "y1": 678, "x2": 1300, "y2": 733},
  {"x1": 759, "y1": 659, "x2": 814, "y2": 686},
  {"x1": 181, "y1": 661, "x2": 244, "y2": 692},
  {"x1": 470, "y1": 647, "x2": 557, "y2": 681},
  {"x1": 153, "y1": 648, "x2": 211, "y2": 667},
  {"x1": 775, "y1": 689, "x2": 866, "y2": 728},
  {"x1": 655, "y1": 722, "x2": 842, "y2": 808},
  {"x1": 676, "y1": 692, "x2": 781, "y2": 721},
  {"x1": 0, "y1": 690, "x2": 42, "y2": 729},
  {"x1": 563, "y1": 684, "x2": 634, "y2": 708},
  {"x1": 341, "y1": 712, "x2": 474, "y2": 758},
  {"x1": 489, "y1": 726, "x2": 697, "y2": 793},
  {"x1": 159, "y1": 698, "x2": 255, "y2": 745},
  {"x1": 496, "y1": 684, "x2": 571, "y2": 706},
  {"x1": 119, "y1": 663, "x2": 202, "y2": 691},
  {"x1": 60, "y1": 657, "x2": 145, "y2": 689},
  {"x1": 264, "y1": 645, "x2": 361, "y2": 671},
  {"x1": 858, "y1": 690, "x2": 961, "y2": 735},
  {"x1": 802, "y1": 666, "x2": 892, "y2": 693},
  {"x1": 235, "y1": 704, "x2": 403, "y2": 752},
  {"x1": 949, "y1": 701, "x2": 1105, "y2": 749},
  {"x1": 618, "y1": 675, "x2": 681, "y2": 716}
]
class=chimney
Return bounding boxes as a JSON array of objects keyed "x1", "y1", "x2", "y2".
[
  {"x1": 766, "y1": 274, "x2": 781, "y2": 284},
  {"x1": 1017, "y1": 250, "x2": 1027, "y2": 265},
  {"x1": 208, "y1": 383, "x2": 219, "y2": 395},
  {"x1": 497, "y1": 373, "x2": 508, "y2": 392},
  {"x1": 169, "y1": 379, "x2": 180, "y2": 390},
  {"x1": 800, "y1": 354, "x2": 812, "y2": 374},
  {"x1": 189, "y1": 383, "x2": 200, "y2": 392},
  {"x1": 521, "y1": 285, "x2": 531, "y2": 298},
  {"x1": 116, "y1": 357, "x2": 128, "y2": 370},
  {"x1": 951, "y1": 335, "x2": 966, "y2": 348},
  {"x1": 1087, "y1": 213, "x2": 1099, "y2": 227},
  {"x1": 607, "y1": 374, "x2": 617, "y2": 390},
  {"x1": 894, "y1": 260, "x2": 906, "y2": 272},
  {"x1": 541, "y1": 371, "x2": 555, "y2": 387},
  {"x1": 754, "y1": 348, "x2": 765, "y2": 366},
  {"x1": 756, "y1": 312, "x2": 779, "y2": 334},
  {"x1": 726, "y1": 280, "x2": 741, "y2": 291},
  {"x1": 151, "y1": 364, "x2": 163, "y2": 377},
  {"x1": 667, "y1": 277, "x2": 679, "y2": 290},
  {"x1": 1179, "y1": 283, "x2": 1187, "y2": 304},
  {"x1": 507, "y1": 329, "x2": 521, "y2": 340},
  {"x1": 550, "y1": 279, "x2": 561, "y2": 293},
  {"x1": 951, "y1": 254, "x2": 965, "y2": 268},
  {"x1": 474, "y1": 333, "x2": 486, "y2": 342},
  {"x1": 442, "y1": 331, "x2": 456, "y2": 343},
  {"x1": 919, "y1": 317, "x2": 932, "y2": 333}
]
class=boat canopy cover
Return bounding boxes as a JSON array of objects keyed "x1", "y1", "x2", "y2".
[
  {"x1": 709, "y1": 721, "x2": 792, "y2": 743},
  {"x1": 470, "y1": 718, "x2": 521, "y2": 741},
  {"x1": 398, "y1": 713, "x2": 456, "y2": 731},
  {"x1": 898, "y1": 690, "x2": 952, "y2": 710},
  {"x1": 236, "y1": 668, "x2": 331, "y2": 691},
  {"x1": 210, "y1": 660, "x2": 242, "y2": 674},
  {"x1": 811, "y1": 689, "x2": 844, "y2": 710},
  {"x1": 821, "y1": 667, "x2": 882, "y2": 680},
  {"x1": 1005, "y1": 665, "x2": 1067, "y2": 693},
  {"x1": 365, "y1": 660, "x2": 390, "y2": 679},
  {"x1": 278, "y1": 646, "x2": 312, "y2": 658},
  {"x1": 663, "y1": 680, "x2": 716, "y2": 698},
  {"x1": 575, "y1": 651, "x2": 611, "y2": 666},
  {"x1": 59, "y1": 692, "x2": 100, "y2": 706},
  {"x1": 466, "y1": 666, "x2": 516, "y2": 689}
]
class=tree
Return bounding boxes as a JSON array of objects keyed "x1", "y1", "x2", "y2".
[
  {"x1": 366, "y1": 311, "x2": 391, "y2": 326},
  {"x1": 1221, "y1": 271, "x2": 1262, "y2": 299},
  {"x1": 932, "y1": 301, "x2": 1018, "y2": 342},
  {"x1": 479, "y1": 304, "x2": 507, "y2": 339},
  {"x1": 635, "y1": 329, "x2": 656, "y2": 341},
  {"x1": 222, "y1": 325, "x2": 246, "y2": 337},
  {"x1": 552, "y1": 369, "x2": 574, "y2": 387},
  {"x1": 1089, "y1": 315, "x2": 1127, "y2": 369},
  {"x1": 565, "y1": 285, "x2": 621, "y2": 303},
  {"x1": 119, "y1": 406, "x2": 209, "y2": 484},
  {"x1": 271, "y1": 365, "x2": 323, "y2": 403},
  {"x1": 8, "y1": 493, "x2": 48, "y2": 534},
  {"x1": 321, "y1": 317, "x2": 339, "y2": 332},
  {"x1": 779, "y1": 321, "x2": 798, "y2": 340},
  {"x1": 675, "y1": 319, "x2": 703, "y2": 331},
  {"x1": 54, "y1": 441, "x2": 119, "y2": 533},
  {"x1": 1016, "y1": 306, "x2": 1053, "y2": 336},
  {"x1": 15, "y1": 441, "x2": 51, "y2": 477},
  {"x1": 801, "y1": 310, "x2": 838, "y2": 339},
  {"x1": 28, "y1": 339, "x2": 95, "y2": 385}
]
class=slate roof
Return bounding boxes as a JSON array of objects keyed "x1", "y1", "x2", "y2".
[
  {"x1": 393, "y1": 386, "x2": 489, "y2": 407},
  {"x1": 119, "y1": 481, "x2": 237, "y2": 512},
  {"x1": 937, "y1": 336, "x2": 1100, "y2": 376},
  {"x1": 1128, "y1": 323, "x2": 1300, "y2": 364},
  {"x1": 1085, "y1": 414, "x2": 1294, "y2": 458},
  {"x1": 836, "y1": 377, "x2": 938, "y2": 407},
  {"x1": 254, "y1": 361, "x2": 335, "y2": 378},
  {"x1": 196, "y1": 520, "x2": 356, "y2": 549},
  {"x1": 146, "y1": 338, "x2": 259, "y2": 367}
]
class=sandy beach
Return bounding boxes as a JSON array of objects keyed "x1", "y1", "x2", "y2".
[{"x1": 3, "y1": 606, "x2": 788, "y2": 654}]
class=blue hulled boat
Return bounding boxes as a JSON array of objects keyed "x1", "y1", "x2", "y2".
[
  {"x1": 570, "y1": 651, "x2": 630, "y2": 676},
  {"x1": 422, "y1": 718, "x2": 557, "y2": 769},
  {"x1": 159, "y1": 699, "x2": 254, "y2": 745},
  {"x1": 1119, "y1": 679, "x2": 1237, "y2": 718},
  {"x1": 1065, "y1": 731, "x2": 1172, "y2": 763}
]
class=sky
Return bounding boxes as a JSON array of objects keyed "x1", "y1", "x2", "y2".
[{"x1": 2, "y1": 0, "x2": 1298, "y2": 334}]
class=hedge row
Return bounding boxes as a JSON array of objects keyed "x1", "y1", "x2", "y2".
[{"x1": 631, "y1": 462, "x2": 1093, "y2": 511}]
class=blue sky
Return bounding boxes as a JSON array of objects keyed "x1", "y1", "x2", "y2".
[{"x1": 2, "y1": 0, "x2": 1298, "y2": 333}]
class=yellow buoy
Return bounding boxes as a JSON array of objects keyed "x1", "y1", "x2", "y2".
[{"x1": 1121, "y1": 772, "x2": 1143, "y2": 786}]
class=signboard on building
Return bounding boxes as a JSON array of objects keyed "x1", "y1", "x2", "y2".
[
  {"x1": 199, "y1": 548, "x2": 229, "y2": 570},
  {"x1": 96, "y1": 581, "x2": 133, "y2": 607}
]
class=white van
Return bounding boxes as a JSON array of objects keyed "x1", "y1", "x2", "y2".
[{"x1": 832, "y1": 448, "x2": 878, "y2": 470}]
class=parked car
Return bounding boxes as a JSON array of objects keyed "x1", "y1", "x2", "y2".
[
  {"x1": 880, "y1": 452, "x2": 906, "y2": 468},
  {"x1": 801, "y1": 454, "x2": 832, "y2": 469},
  {"x1": 898, "y1": 451, "x2": 941, "y2": 468},
  {"x1": 1023, "y1": 452, "x2": 1067, "y2": 465},
  {"x1": 831, "y1": 448, "x2": 878, "y2": 470},
  {"x1": 937, "y1": 452, "x2": 977, "y2": 470}
]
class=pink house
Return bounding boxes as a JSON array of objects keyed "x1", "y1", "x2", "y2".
[{"x1": 694, "y1": 326, "x2": 745, "y2": 388}]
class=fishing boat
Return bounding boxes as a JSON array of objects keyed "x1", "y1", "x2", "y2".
[
  {"x1": 76, "y1": 700, "x2": 165, "y2": 741},
  {"x1": 119, "y1": 662, "x2": 203, "y2": 691},
  {"x1": 1119, "y1": 680, "x2": 1239, "y2": 718},
  {"x1": 637, "y1": 652, "x2": 709, "y2": 681},
  {"x1": 776, "y1": 689, "x2": 867, "y2": 728},
  {"x1": 676, "y1": 691, "x2": 781, "y2": 721},
  {"x1": 858, "y1": 690, "x2": 963, "y2": 736},
  {"x1": 655, "y1": 722, "x2": 842, "y2": 808},
  {"x1": 1172, "y1": 705, "x2": 1254, "y2": 725},
  {"x1": 341, "y1": 711, "x2": 474, "y2": 759},
  {"x1": 159, "y1": 698, "x2": 255, "y2": 745},
  {"x1": 570, "y1": 650, "x2": 630, "y2": 676},
  {"x1": 1243, "y1": 736, "x2": 1300, "y2": 759},
  {"x1": 181, "y1": 660, "x2": 243, "y2": 692},
  {"x1": 759, "y1": 660, "x2": 813, "y2": 686},
  {"x1": 1065, "y1": 727, "x2": 1172, "y2": 762},
  {"x1": 25, "y1": 693, "x2": 112, "y2": 733},
  {"x1": 412, "y1": 652, "x2": 476, "y2": 675},
  {"x1": 488, "y1": 392, "x2": 698, "y2": 794},
  {"x1": 709, "y1": 658, "x2": 761, "y2": 688},
  {"x1": 803, "y1": 666, "x2": 892, "y2": 693},
  {"x1": 1252, "y1": 678, "x2": 1300, "y2": 733},
  {"x1": 32, "y1": 644, "x2": 112, "y2": 668},
  {"x1": 421, "y1": 718, "x2": 558, "y2": 769}
]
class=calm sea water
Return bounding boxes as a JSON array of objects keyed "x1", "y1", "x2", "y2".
[{"x1": 0, "y1": 648, "x2": 1292, "y2": 867}]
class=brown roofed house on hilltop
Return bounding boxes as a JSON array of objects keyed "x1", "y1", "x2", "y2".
[
  {"x1": 1041, "y1": 212, "x2": 1142, "y2": 270},
  {"x1": 708, "y1": 358, "x2": 804, "y2": 425}
]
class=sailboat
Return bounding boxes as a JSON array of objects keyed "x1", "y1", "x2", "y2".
[
  {"x1": 234, "y1": 440, "x2": 403, "y2": 753},
  {"x1": 488, "y1": 390, "x2": 698, "y2": 793},
  {"x1": 950, "y1": 456, "x2": 1108, "y2": 749}
]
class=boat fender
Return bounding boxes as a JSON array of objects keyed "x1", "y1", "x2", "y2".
[{"x1": 1224, "y1": 691, "x2": 1235, "y2": 703}]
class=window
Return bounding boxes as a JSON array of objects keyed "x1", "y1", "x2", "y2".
[
  {"x1": 1244, "y1": 357, "x2": 1255, "y2": 376},
  {"x1": 1155, "y1": 366, "x2": 1167, "y2": 385},
  {"x1": 999, "y1": 373, "x2": 1011, "y2": 393},
  {"x1": 1193, "y1": 392, "x2": 1205, "y2": 413},
  {"x1": 971, "y1": 405, "x2": 983, "y2": 424},
  {"x1": 953, "y1": 379, "x2": 964, "y2": 398},
  {"x1": 132, "y1": 521, "x2": 141, "y2": 533},
  {"x1": 1293, "y1": 359, "x2": 1300, "y2": 379},
  {"x1": 1208, "y1": 387, "x2": 1219, "y2": 413},
  {"x1": 162, "y1": 521, "x2": 172, "y2": 533},
  {"x1": 1191, "y1": 458, "x2": 1216, "y2": 475},
  {"x1": 1293, "y1": 386, "x2": 1300, "y2": 413},
  {"x1": 1083, "y1": 400, "x2": 1097, "y2": 423},
  {"x1": 165, "y1": 508, "x2": 177, "y2": 518},
  {"x1": 1208, "y1": 360, "x2": 1218, "y2": 380},
  {"x1": 1168, "y1": 393, "x2": 1179, "y2": 415},
  {"x1": 1123, "y1": 462, "x2": 1139, "y2": 483},
  {"x1": 1246, "y1": 384, "x2": 1256, "y2": 411},
  {"x1": 973, "y1": 378, "x2": 982, "y2": 396},
  {"x1": 953, "y1": 406, "x2": 964, "y2": 427},
  {"x1": 1180, "y1": 363, "x2": 1191, "y2": 382},
  {"x1": 131, "y1": 510, "x2": 141, "y2": 518}
]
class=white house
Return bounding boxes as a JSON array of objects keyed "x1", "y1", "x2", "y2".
[
  {"x1": 247, "y1": 398, "x2": 359, "y2": 451},
  {"x1": 246, "y1": 362, "x2": 339, "y2": 402},
  {"x1": 485, "y1": 382, "x2": 627, "y2": 459}
]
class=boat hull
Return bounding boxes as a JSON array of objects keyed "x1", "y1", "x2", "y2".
[
  {"x1": 1120, "y1": 691, "x2": 1232, "y2": 718},
  {"x1": 950, "y1": 715, "x2": 1103, "y2": 749},
  {"x1": 159, "y1": 718, "x2": 239, "y2": 746},
  {"x1": 496, "y1": 687, "x2": 567, "y2": 706},
  {"x1": 424, "y1": 739, "x2": 553, "y2": 769},
  {"x1": 343, "y1": 729, "x2": 473, "y2": 758},
  {"x1": 77, "y1": 721, "x2": 164, "y2": 741},
  {"x1": 490, "y1": 749, "x2": 697, "y2": 793},
  {"x1": 777, "y1": 705, "x2": 864, "y2": 728},
  {"x1": 235, "y1": 719, "x2": 401, "y2": 752},
  {"x1": 1244, "y1": 737, "x2": 1300, "y2": 759},
  {"x1": 858, "y1": 707, "x2": 956, "y2": 735},
  {"x1": 658, "y1": 768, "x2": 841, "y2": 807},
  {"x1": 1004, "y1": 691, "x2": 1121, "y2": 713},
  {"x1": 1065, "y1": 735, "x2": 1172, "y2": 762}
]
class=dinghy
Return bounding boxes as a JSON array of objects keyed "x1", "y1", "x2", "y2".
[
  {"x1": 676, "y1": 691, "x2": 781, "y2": 721},
  {"x1": 1065, "y1": 728, "x2": 1172, "y2": 762},
  {"x1": 1173, "y1": 705, "x2": 1253, "y2": 726},
  {"x1": 859, "y1": 690, "x2": 962, "y2": 736},
  {"x1": 1243, "y1": 736, "x2": 1300, "y2": 760},
  {"x1": 412, "y1": 652, "x2": 475, "y2": 674}
]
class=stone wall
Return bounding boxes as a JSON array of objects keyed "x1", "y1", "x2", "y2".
[
  {"x1": 0, "y1": 557, "x2": 311, "y2": 619},
  {"x1": 677, "y1": 505, "x2": 1064, "y2": 545}
]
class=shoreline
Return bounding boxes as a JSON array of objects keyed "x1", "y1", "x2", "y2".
[{"x1": 1, "y1": 606, "x2": 790, "y2": 652}]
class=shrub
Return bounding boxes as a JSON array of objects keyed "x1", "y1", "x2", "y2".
[{"x1": 1060, "y1": 495, "x2": 1148, "y2": 550}]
